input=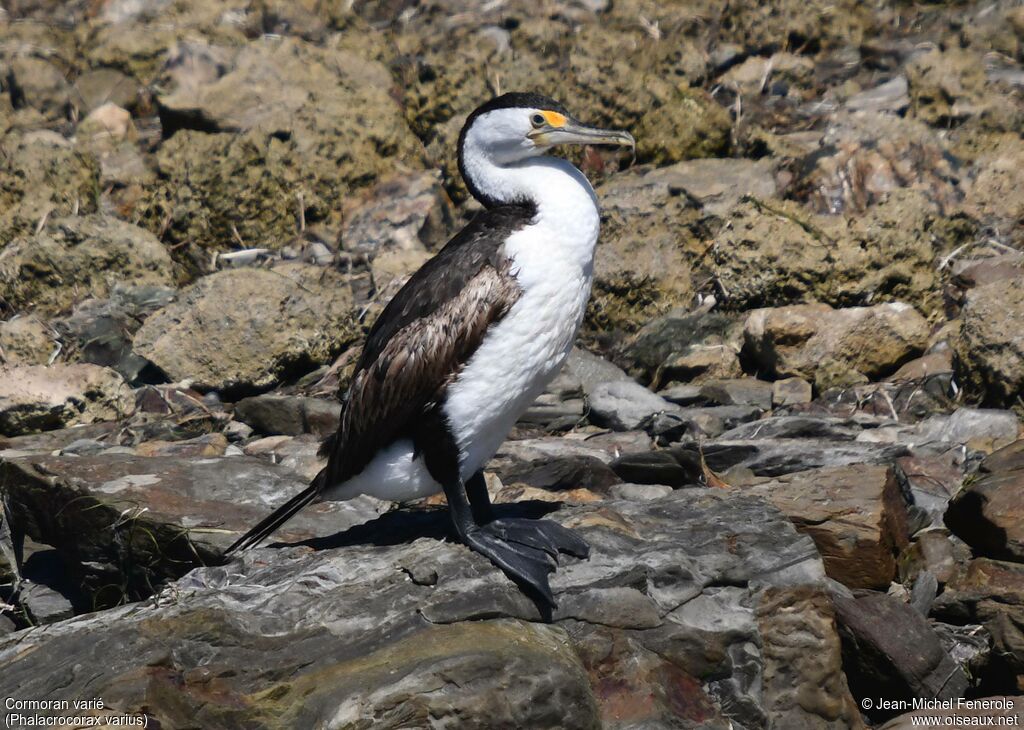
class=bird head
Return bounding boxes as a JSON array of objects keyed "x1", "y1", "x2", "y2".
[{"x1": 458, "y1": 92, "x2": 635, "y2": 167}]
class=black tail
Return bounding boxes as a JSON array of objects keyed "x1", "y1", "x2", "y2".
[{"x1": 223, "y1": 476, "x2": 322, "y2": 556}]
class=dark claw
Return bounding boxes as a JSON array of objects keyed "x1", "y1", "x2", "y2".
[{"x1": 463, "y1": 518, "x2": 590, "y2": 608}]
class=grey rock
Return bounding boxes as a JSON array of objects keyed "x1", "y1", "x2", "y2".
[
  {"x1": 587, "y1": 380, "x2": 680, "y2": 431},
  {"x1": 496, "y1": 455, "x2": 620, "y2": 494},
  {"x1": 910, "y1": 571, "x2": 939, "y2": 616},
  {"x1": 657, "y1": 383, "x2": 704, "y2": 405},
  {"x1": 610, "y1": 446, "x2": 704, "y2": 487},
  {"x1": 609, "y1": 483, "x2": 674, "y2": 501},
  {"x1": 718, "y1": 415, "x2": 863, "y2": 441},
  {"x1": 16, "y1": 580, "x2": 74, "y2": 625},
  {"x1": 234, "y1": 394, "x2": 342, "y2": 438},
  {"x1": 619, "y1": 308, "x2": 742, "y2": 384},
  {"x1": 559, "y1": 347, "x2": 631, "y2": 397},
  {"x1": 53, "y1": 284, "x2": 176, "y2": 383},
  {"x1": 0, "y1": 615, "x2": 14, "y2": 635},
  {"x1": 700, "y1": 438, "x2": 911, "y2": 477},
  {"x1": 0, "y1": 490, "x2": 861, "y2": 728},
  {"x1": 914, "y1": 408, "x2": 1020, "y2": 451}
]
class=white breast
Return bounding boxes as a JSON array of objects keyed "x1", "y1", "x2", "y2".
[{"x1": 443, "y1": 158, "x2": 600, "y2": 478}]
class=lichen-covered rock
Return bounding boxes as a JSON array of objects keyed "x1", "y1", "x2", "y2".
[
  {"x1": 955, "y1": 277, "x2": 1024, "y2": 409},
  {"x1": 744, "y1": 302, "x2": 930, "y2": 391},
  {"x1": 398, "y1": 4, "x2": 724, "y2": 202},
  {"x1": 5, "y1": 56, "x2": 72, "y2": 122},
  {"x1": 712, "y1": 191, "x2": 968, "y2": 315},
  {"x1": 0, "y1": 489, "x2": 862, "y2": 729},
  {"x1": 0, "y1": 363, "x2": 134, "y2": 436},
  {"x1": 139, "y1": 38, "x2": 425, "y2": 255},
  {"x1": 132, "y1": 264, "x2": 360, "y2": 392},
  {"x1": 0, "y1": 132, "x2": 99, "y2": 245},
  {"x1": 0, "y1": 215, "x2": 174, "y2": 315}
]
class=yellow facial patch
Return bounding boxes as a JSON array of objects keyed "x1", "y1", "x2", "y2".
[{"x1": 541, "y1": 110, "x2": 567, "y2": 128}]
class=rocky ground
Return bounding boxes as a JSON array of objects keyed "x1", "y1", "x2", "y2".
[{"x1": 1, "y1": 0, "x2": 1024, "y2": 727}]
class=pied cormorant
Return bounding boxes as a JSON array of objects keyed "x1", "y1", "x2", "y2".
[{"x1": 226, "y1": 92, "x2": 635, "y2": 608}]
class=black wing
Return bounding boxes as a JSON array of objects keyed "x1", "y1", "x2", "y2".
[{"x1": 224, "y1": 204, "x2": 533, "y2": 554}]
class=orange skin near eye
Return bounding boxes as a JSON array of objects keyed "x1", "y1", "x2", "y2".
[{"x1": 541, "y1": 110, "x2": 567, "y2": 127}]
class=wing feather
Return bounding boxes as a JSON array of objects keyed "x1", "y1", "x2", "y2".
[{"x1": 316, "y1": 204, "x2": 533, "y2": 490}]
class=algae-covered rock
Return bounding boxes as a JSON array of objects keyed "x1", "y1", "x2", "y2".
[
  {"x1": 132, "y1": 264, "x2": 361, "y2": 392},
  {"x1": 139, "y1": 38, "x2": 425, "y2": 255},
  {"x1": 0, "y1": 215, "x2": 174, "y2": 316},
  {"x1": 0, "y1": 132, "x2": 99, "y2": 244},
  {"x1": 634, "y1": 84, "x2": 731, "y2": 165},
  {"x1": 712, "y1": 191, "x2": 969, "y2": 315}
]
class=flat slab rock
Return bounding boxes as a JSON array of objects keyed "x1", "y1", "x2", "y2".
[
  {"x1": 0, "y1": 452, "x2": 385, "y2": 600},
  {"x1": 741, "y1": 464, "x2": 910, "y2": 589},
  {"x1": 0, "y1": 490, "x2": 863, "y2": 729}
]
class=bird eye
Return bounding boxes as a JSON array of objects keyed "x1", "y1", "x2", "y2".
[{"x1": 530, "y1": 113, "x2": 546, "y2": 128}]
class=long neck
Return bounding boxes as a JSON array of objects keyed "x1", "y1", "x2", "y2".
[{"x1": 459, "y1": 146, "x2": 601, "y2": 264}]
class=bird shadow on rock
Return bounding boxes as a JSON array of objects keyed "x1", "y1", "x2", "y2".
[
  {"x1": 262, "y1": 500, "x2": 566, "y2": 622},
  {"x1": 278, "y1": 500, "x2": 560, "y2": 551}
]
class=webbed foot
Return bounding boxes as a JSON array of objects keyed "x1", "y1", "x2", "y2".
[{"x1": 463, "y1": 518, "x2": 589, "y2": 608}]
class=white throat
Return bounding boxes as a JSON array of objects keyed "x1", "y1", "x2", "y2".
[{"x1": 461, "y1": 142, "x2": 601, "y2": 269}]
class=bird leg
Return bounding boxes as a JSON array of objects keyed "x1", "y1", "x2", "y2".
[
  {"x1": 442, "y1": 473, "x2": 588, "y2": 608},
  {"x1": 418, "y1": 412, "x2": 589, "y2": 608}
]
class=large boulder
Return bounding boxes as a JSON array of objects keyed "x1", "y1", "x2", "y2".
[
  {"x1": 743, "y1": 302, "x2": 930, "y2": 391},
  {"x1": 0, "y1": 363, "x2": 134, "y2": 436},
  {"x1": 711, "y1": 191, "x2": 968, "y2": 315},
  {"x1": 140, "y1": 38, "x2": 426, "y2": 254},
  {"x1": 132, "y1": 265, "x2": 360, "y2": 393},
  {"x1": 0, "y1": 215, "x2": 174, "y2": 316},
  {"x1": 0, "y1": 489, "x2": 863, "y2": 728}
]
